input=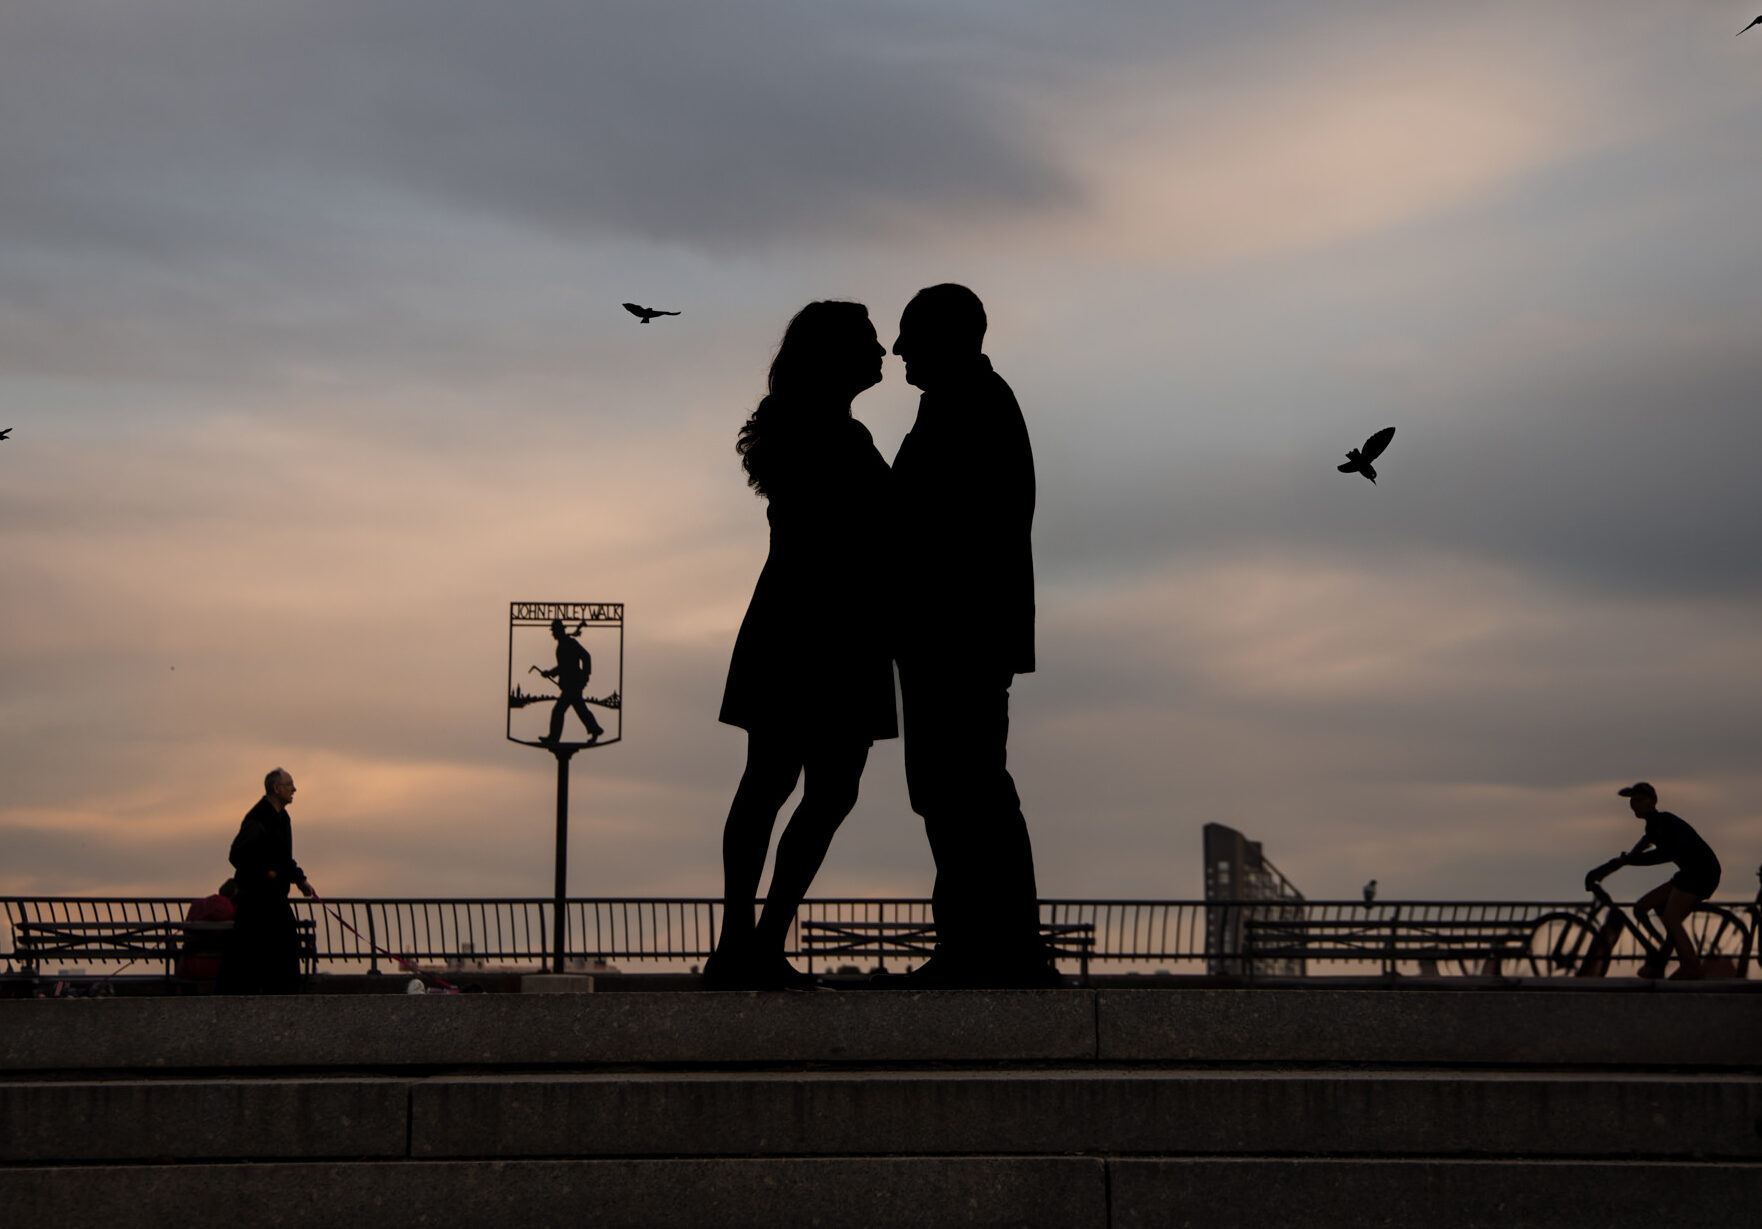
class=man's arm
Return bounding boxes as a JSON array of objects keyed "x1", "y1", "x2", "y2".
[
  {"x1": 1585, "y1": 837, "x2": 1661, "y2": 889},
  {"x1": 1622, "y1": 833, "x2": 1673, "y2": 865},
  {"x1": 228, "y1": 813, "x2": 272, "y2": 879}
]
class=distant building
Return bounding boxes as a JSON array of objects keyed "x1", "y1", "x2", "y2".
[
  {"x1": 446, "y1": 941, "x2": 487, "y2": 971},
  {"x1": 566, "y1": 956, "x2": 620, "y2": 974},
  {"x1": 1203, "y1": 823, "x2": 1305, "y2": 976}
]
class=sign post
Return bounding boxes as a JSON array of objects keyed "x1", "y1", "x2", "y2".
[{"x1": 507, "y1": 601, "x2": 623, "y2": 974}]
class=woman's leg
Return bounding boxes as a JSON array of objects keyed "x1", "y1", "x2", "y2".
[
  {"x1": 753, "y1": 741, "x2": 870, "y2": 957},
  {"x1": 713, "y1": 733, "x2": 802, "y2": 961}
]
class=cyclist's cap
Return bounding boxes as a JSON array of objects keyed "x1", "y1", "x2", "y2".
[{"x1": 1617, "y1": 782, "x2": 1657, "y2": 798}]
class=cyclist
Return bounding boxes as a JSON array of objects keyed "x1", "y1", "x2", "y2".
[{"x1": 1585, "y1": 782, "x2": 1721, "y2": 978}]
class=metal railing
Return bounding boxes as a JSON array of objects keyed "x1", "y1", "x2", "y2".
[{"x1": 3, "y1": 896, "x2": 1752, "y2": 978}]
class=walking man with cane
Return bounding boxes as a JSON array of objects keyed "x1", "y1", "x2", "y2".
[{"x1": 217, "y1": 767, "x2": 315, "y2": 995}]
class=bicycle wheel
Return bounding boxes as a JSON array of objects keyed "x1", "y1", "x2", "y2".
[
  {"x1": 1451, "y1": 951, "x2": 1489, "y2": 977},
  {"x1": 1687, "y1": 906, "x2": 1750, "y2": 976},
  {"x1": 1525, "y1": 913, "x2": 1599, "y2": 978},
  {"x1": 1452, "y1": 943, "x2": 1520, "y2": 977}
]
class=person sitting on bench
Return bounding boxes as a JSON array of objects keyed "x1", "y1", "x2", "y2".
[{"x1": 175, "y1": 878, "x2": 238, "y2": 983}]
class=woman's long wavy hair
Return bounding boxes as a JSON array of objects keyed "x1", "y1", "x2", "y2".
[{"x1": 737, "y1": 300, "x2": 873, "y2": 498}]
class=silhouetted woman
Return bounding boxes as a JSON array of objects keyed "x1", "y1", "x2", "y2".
[{"x1": 708, "y1": 301, "x2": 896, "y2": 989}]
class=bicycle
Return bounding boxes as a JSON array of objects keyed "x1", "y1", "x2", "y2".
[
  {"x1": 1733, "y1": 863, "x2": 1762, "y2": 979},
  {"x1": 1524, "y1": 866, "x2": 1755, "y2": 979}
]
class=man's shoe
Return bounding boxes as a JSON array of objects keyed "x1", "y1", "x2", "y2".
[
  {"x1": 703, "y1": 949, "x2": 817, "y2": 991},
  {"x1": 891, "y1": 953, "x2": 985, "y2": 988},
  {"x1": 986, "y1": 960, "x2": 1066, "y2": 989},
  {"x1": 750, "y1": 953, "x2": 819, "y2": 991},
  {"x1": 874, "y1": 944, "x2": 1066, "y2": 989}
]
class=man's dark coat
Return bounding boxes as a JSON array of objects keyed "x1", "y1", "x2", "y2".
[
  {"x1": 891, "y1": 355, "x2": 1035, "y2": 673},
  {"x1": 217, "y1": 796, "x2": 306, "y2": 994},
  {"x1": 228, "y1": 797, "x2": 305, "y2": 897}
]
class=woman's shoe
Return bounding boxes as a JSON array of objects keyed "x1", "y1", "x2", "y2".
[
  {"x1": 702, "y1": 949, "x2": 754, "y2": 990},
  {"x1": 749, "y1": 952, "x2": 818, "y2": 991}
]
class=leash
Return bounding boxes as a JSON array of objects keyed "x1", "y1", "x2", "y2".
[
  {"x1": 97, "y1": 956, "x2": 141, "y2": 984},
  {"x1": 310, "y1": 894, "x2": 460, "y2": 993}
]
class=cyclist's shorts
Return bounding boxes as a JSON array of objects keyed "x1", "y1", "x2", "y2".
[{"x1": 1671, "y1": 867, "x2": 1720, "y2": 900}]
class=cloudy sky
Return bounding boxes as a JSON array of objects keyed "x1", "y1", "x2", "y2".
[{"x1": 3, "y1": 1, "x2": 1761, "y2": 909}]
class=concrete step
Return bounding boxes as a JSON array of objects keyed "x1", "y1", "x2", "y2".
[
  {"x1": 406, "y1": 1069, "x2": 1762, "y2": 1162},
  {"x1": 5, "y1": 987, "x2": 1759, "y2": 1073},
  {"x1": 3, "y1": 1158, "x2": 1759, "y2": 1228},
  {"x1": 1110, "y1": 1157, "x2": 1762, "y2": 1229},
  {"x1": 1, "y1": 1077, "x2": 409, "y2": 1162},
  {"x1": 7, "y1": 1069, "x2": 1760, "y2": 1163}
]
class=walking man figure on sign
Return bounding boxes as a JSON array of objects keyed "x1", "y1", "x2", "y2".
[{"x1": 538, "y1": 618, "x2": 605, "y2": 746}]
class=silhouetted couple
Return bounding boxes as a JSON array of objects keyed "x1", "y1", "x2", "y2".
[{"x1": 707, "y1": 285, "x2": 1053, "y2": 990}]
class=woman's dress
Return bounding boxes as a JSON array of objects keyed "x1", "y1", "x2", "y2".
[{"x1": 718, "y1": 413, "x2": 897, "y2": 744}]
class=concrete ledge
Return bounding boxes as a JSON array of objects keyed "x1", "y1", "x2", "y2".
[
  {"x1": 522, "y1": 975, "x2": 595, "y2": 993},
  {"x1": 1110, "y1": 1158, "x2": 1762, "y2": 1229},
  {"x1": 0, "y1": 992, "x2": 1093, "y2": 1071},
  {"x1": 7, "y1": 988, "x2": 1761, "y2": 1075},
  {"x1": 1098, "y1": 989, "x2": 1762, "y2": 1067},
  {"x1": 0, "y1": 1157, "x2": 1108, "y2": 1228},
  {"x1": 0, "y1": 1079, "x2": 408, "y2": 1162},
  {"x1": 408, "y1": 1070, "x2": 1762, "y2": 1160}
]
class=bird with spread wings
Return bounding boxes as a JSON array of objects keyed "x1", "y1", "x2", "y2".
[
  {"x1": 623, "y1": 303, "x2": 680, "y2": 324},
  {"x1": 1337, "y1": 426, "x2": 1396, "y2": 484}
]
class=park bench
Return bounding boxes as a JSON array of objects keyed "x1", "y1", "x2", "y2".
[
  {"x1": 10, "y1": 918, "x2": 315, "y2": 981},
  {"x1": 800, "y1": 919, "x2": 1095, "y2": 981},
  {"x1": 1242, "y1": 914, "x2": 1536, "y2": 976}
]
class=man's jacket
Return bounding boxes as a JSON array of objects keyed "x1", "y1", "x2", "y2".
[
  {"x1": 228, "y1": 797, "x2": 305, "y2": 897},
  {"x1": 892, "y1": 355, "x2": 1035, "y2": 674}
]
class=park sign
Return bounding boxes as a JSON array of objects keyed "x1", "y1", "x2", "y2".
[
  {"x1": 507, "y1": 601, "x2": 624, "y2": 749},
  {"x1": 507, "y1": 600, "x2": 623, "y2": 973}
]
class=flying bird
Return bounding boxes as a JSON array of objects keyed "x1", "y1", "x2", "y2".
[
  {"x1": 1363, "y1": 880, "x2": 1377, "y2": 904},
  {"x1": 0, "y1": 428, "x2": 11, "y2": 441},
  {"x1": 1338, "y1": 426, "x2": 1396, "y2": 484},
  {"x1": 623, "y1": 303, "x2": 680, "y2": 324},
  {"x1": 1741, "y1": 16, "x2": 1761, "y2": 34}
]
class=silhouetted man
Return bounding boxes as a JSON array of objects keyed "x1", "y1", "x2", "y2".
[
  {"x1": 891, "y1": 284, "x2": 1052, "y2": 986},
  {"x1": 216, "y1": 768, "x2": 314, "y2": 995},
  {"x1": 1587, "y1": 782, "x2": 1722, "y2": 978},
  {"x1": 539, "y1": 618, "x2": 605, "y2": 745}
]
